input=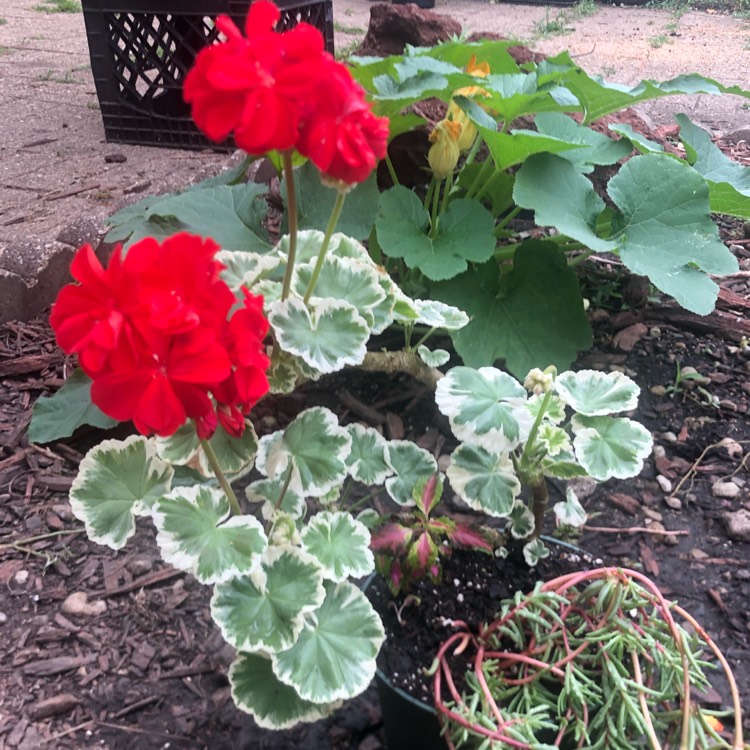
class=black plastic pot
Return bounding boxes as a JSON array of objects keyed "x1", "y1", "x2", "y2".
[{"x1": 392, "y1": 0, "x2": 436, "y2": 9}]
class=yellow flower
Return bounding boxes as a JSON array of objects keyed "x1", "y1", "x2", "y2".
[
  {"x1": 428, "y1": 119, "x2": 462, "y2": 180},
  {"x1": 465, "y1": 54, "x2": 490, "y2": 78},
  {"x1": 448, "y1": 55, "x2": 491, "y2": 152},
  {"x1": 704, "y1": 715, "x2": 724, "y2": 733}
]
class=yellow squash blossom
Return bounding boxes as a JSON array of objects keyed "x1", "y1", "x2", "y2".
[
  {"x1": 428, "y1": 119, "x2": 462, "y2": 180},
  {"x1": 448, "y1": 54, "x2": 491, "y2": 152}
]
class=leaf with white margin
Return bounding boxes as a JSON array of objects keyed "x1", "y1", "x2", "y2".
[
  {"x1": 198, "y1": 421, "x2": 258, "y2": 479},
  {"x1": 542, "y1": 450, "x2": 589, "y2": 479},
  {"x1": 435, "y1": 367, "x2": 531, "y2": 453},
  {"x1": 153, "y1": 486, "x2": 267, "y2": 584},
  {"x1": 391, "y1": 287, "x2": 422, "y2": 323},
  {"x1": 525, "y1": 393, "x2": 567, "y2": 425},
  {"x1": 411, "y1": 299, "x2": 470, "y2": 331},
  {"x1": 252, "y1": 278, "x2": 283, "y2": 308},
  {"x1": 446, "y1": 444, "x2": 520, "y2": 518},
  {"x1": 523, "y1": 537, "x2": 550, "y2": 567},
  {"x1": 418, "y1": 345, "x2": 450, "y2": 368},
  {"x1": 507, "y1": 502, "x2": 535, "y2": 539},
  {"x1": 555, "y1": 370, "x2": 640, "y2": 416},
  {"x1": 571, "y1": 414, "x2": 653, "y2": 481},
  {"x1": 554, "y1": 487, "x2": 587, "y2": 527},
  {"x1": 538, "y1": 424, "x2": 570, "y2": 457},
  {"x1": 217, "y1": 250, "x2": 281, "y2": 291},
  {"x1": 356, "y1": 508, "x2": 380, "y2": 530},
  {"x1": 269, "y1": 298, "x2": 369, "y2": 374},
  {"x1": 369, "y1": 274, "x2": 397, "y2": 335},
  {"x1": 211, "y1": 546, "x2": 325, "y2": 653},
  {"x1": 154, "y1": 423, "x2": 200, "y2": 465},
  {"x1": 345, "y1": 424, "x2": 390, "y2": 485},
  {"x1": 292, "y1": 255, "x2": 386, "y2": 328},
  {"x1": 267, "y1": 351, "x2": 300, "y2": 394},
  {"x1": 383, "y1": 441, "x2": 438, "y2": 506},
  {"x1": 272, "y1": 581, "x2": 385, "y2": 704},
  {"x1": 69, "y1": 436, "x2": 173, "y2": 550},
  {"x1": 230, "y1": 652, "x2": 340, "y2": 730},
  {"x1": 256, "y1": 407, "x2": 352, "y2": 497},
  {"x1": 246, "y1": 478, "x2": 307, "y2": 522},
  {"x1": 301, "y1": 511, "x2": 374, "y2": 582}
]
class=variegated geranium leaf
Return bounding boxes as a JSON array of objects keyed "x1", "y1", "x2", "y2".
[
  {"x1": 446, "y1": 444, "x2": 520, "y2": 518},
  {"x1": 542, "y1": 452, "x2": 589, "y2": 479},
  {"x1": 267, "y1": 351, "x2": 301, "y2": 394},
  {"x1": 301, "y1": 511, "x2": 374, "y2": 582},
  {"x1": 554, "y1": 487, "x2": 587, "y2": 527},
  {"x1": 537, "y1": 423, "x2": 571, "y2": 457},
  {"x1": 256, "y1": 407, "x2": 351, "y2": 497},
  {"x1": 507, "y1": 502, "x2": 535, "y2": 539},
  {"x1": 391, "y1": 287, "x2": 422, "y2": 323},
  {"x1": 526, "y1": 393, "x2": 567, "y2": 425},
  {"x1": 211, "y1": 546, "x2": 325, "y2": 654},
  {"x1": 417, "y1": 345, "x2": 450, "y2": 368},
  {"x1": 198, "y1": 421, "x2": 258, "y2": 480},
  {"x1": 369, "y1": 274, "x2": 397, "y2": 335},
  {"x1": 153, "y1": 486, "x2": 267, "y2": 584},
  {"x1": 345, "y1": 423, "x2": 391, "y2": 485},
  {"x1": 69, "y1": 436, "x2": 173, "y2": 550},
  {"x1": 523, "y1": 537, "x2": 550, "y2": 567},
  {"x1": 571, "y1": 414, "x2": 653, "y2": 481},
  {"x1": 272, "y1": 581, "x2": 385, "y2": 704},
  {"x1": 217, "y1": 250, "x2": 281, "y2": 291},
  {"x1": 246, "y1": 478, "x2": 307, "y2": 522},
  {"x1": 383, "y1": 440, "x2": 438, "y2": 506},
  {"x1": 435, "y1": 366, "x2": 531, "y2": 452},
  {"x1": 412, "y1": 299, "x2": 470, "y2": 331},
  {"x1": 269, "y1": 298, "x2": 369, "y2": 374},
  {"x1": 555, "y1": 369, "x2": 640, "y2": 416},
  {"x1": 154, "y1": 423, "x2": 200, "y2": 465},
  {"x1": 230, "y1": 652, "x2": 341, "y2": 730}
]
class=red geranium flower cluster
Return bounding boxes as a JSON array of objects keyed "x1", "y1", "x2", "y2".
[
  {"x1": 50, "y1": 233, "x2": 270, "y2": 439},
  {"x1": 183, "y1": 0, "x2": 389, "y2": 186}
]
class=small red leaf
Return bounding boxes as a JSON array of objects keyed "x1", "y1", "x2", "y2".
[
  {"x1": 451, "y1": 524, "x2": 493, "y2": 552},
  {"x1": 370, "y1": 523, "x2": 412, "y2": 552}
]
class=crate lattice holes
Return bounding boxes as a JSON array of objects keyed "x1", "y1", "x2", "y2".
[{"x1": 82, "y1": 0, "x2": 335, "y2": 150}]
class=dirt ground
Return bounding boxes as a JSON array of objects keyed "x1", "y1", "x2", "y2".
[{"x1": 0, "y1": 0, "x2": 748, "y2": 322}]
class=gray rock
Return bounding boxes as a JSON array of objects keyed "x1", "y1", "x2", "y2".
[
  {"x1": 722, "y1": 509, "x2": 750, "y2": 542},
  {"x1": 712, "y1": 481, "x2": 741, "y2": 499}
]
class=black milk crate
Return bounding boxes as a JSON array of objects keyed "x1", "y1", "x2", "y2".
[{"x1": 81, "y1": 0, "x2": 335, "y2": 150}]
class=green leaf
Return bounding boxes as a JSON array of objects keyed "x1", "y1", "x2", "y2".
[
  {"x1": 29, "y1": 369, "x2": 118, "y2": 443},
  {"x1": 197, "y1": 422, "x2": 259, "y2": 480},
  {"x1": 217, "y1": 250, "x2": 281, "y2": 291},
  {"x1": 69, "y1": 436, "x2": 173, "y2": 550},
  {"x1": 446, "y1": 444, "x2": 520, "y2": 518},
  {"x1": 212, "y1": 546, "x2": 325, "y2": 653},
  {"x1": 608, "y1": 154, "x2": 738, "y2": 314},
  {"x1": 301, "y1": 511, "x2": 374, "y2": 582},
  {"x1": 554, "y1": 369, "x2": 640, "y2": 416},
  {"x1": 411, "y1": 299, "x2": 469, "y2": 331},
  {"x1": 153, "y1": 486, "x2": 267, "y2": 584},
  {"x1": 270, "y1": 298, "x2": 370, "y2": 374},
  {"x1": 676, "y1": 114, "x2": 750, "y2": 218},
  {"x1": 257, "y1": 407, "x2": 351, "y2": 498},
  {"x1": 480, "y1": 128, "x2": 587, "y2": 172},
  {"x1": 376, "y1": 187, "x2": 496, "y2": 281},
  {"x1": 432, "y1": 241, "x2": 593, "y2": 376},
  {"x1": 523, "y1": 537, "x2": 550, "y2": 566},
  {"x1": 537, "y1": 424, "x2": 571, "y2": 456},
  {"x1": 434, "y1": 366, "x2": 530, "y2": 453},
  {"x1": 514, "y1": 154, "x2": 616, "y2": 252},
  {"x1": 345, "y1": 424, "x2": 391, "y2": 485},
  {"x1": 571, "y1": 415, "x2": 653, "y2": 481},
  {"x1": 418, "y1": 345, "x2": 450, "y2": 367},
  {"x1": 554, "y1": 487, "x2": 587, "y2": 527},
  {"x1": 272, "y1": 581, "x2": 385, "y2": 704},
  {"x1": 229, "y1": 653, "x2": 339, "y2": 729},
  {"x1": 526, "y1": 393, "x2": 567, "y2": 425},
  {"x1": 153, "y1": 423, "x2": 200, "y2": 465},
  {"x1": 507, "y1": 502, "x2": 535, "y2": 539},
  {"x1": 608, "y1": 123, "x2": 665, "y2": 155},
  {"x1": 383, "y1": 440, "x2": 438, "y2": 506},
  {"x1": 246, "y1": 478, "x2": 307, "y2": 522},
  {"x1": 283, "y1": 161, "x2": 380, "y2": 241}
]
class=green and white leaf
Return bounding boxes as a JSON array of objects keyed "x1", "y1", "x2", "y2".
[
  {"x1": 555, "y1": 369, "x2": 640, "y2": 416},
  {"x1": 411, "y1": 299, "x2": 470, "y2": 331},
  {"x1": 526, "y1": 393, "x2": 566, "y2": 425},
  {"x1": 198, "y1": 422, "x2": 259, "y2": 479},
  {"x1": 247, "y1": 478, "x2": 307, "y2": 522},
  {"x1": 554, "y1": 487, "x2": 587, "y2": 527},
  {"x1": 269, "y1": 298, "x2": 370, "y2": 374},
  {"x1": 154, "y1": 423, "x2": 200, "y2": 465},
  {"x1": 69, "y1": 436, "x2": 173, "y2": 550},
  {"x1": 212, "y1": 546, "x2": 325, "y2": 653},
  {"x1": 446, "y1": 444, "x2": 520, "y2": 518},
  {"x1": 267, "y1": 350, "x2": 302, "y2": 394},
  {"x1": 217, "y1": 250, "x2": 281, "y2": 291},
  {"x1": 230, "y1": 653, "x2": 340, "y2": 729},
  {"x1": 571, "y1": 414, "x2": 653, "y2": 481},
  {"x1": 256, "y1": 407, "x2": 351, "y2": 497},
  {"x1": 418, "y1": 345, "x2": 450, "y2": 368},
  {"x1": 272, "y1": 581, "x2": 385, "y2": 704},
  {"x1": 523, "y1": 537, "x2": 550, "y2": 567},
  {"x1": 153, "y1": 486, "x2": 267, "y2": 584},
  {"x1": 345, "y1": 424, "x2": 391, "y2": 485},
  {"x1": 301, "y1": 511, "x2": 374, "y2": 582},
  {"x1": 435, "y1": 366, "x2": 531, "y2": 452},
  {"x1": 356, "y1": 508, "x2": 380, "y2": 530},
  {"x1": 507, "y1": 502, "x2": 535, "y2": 539},
  {"x1": 537, "y1": 424, "x2": 571, "y2": 457},
  {"x1": 383, "y1": 440, "x2": 438, "y2": 505},
  {"x1": 541, "y1": 451, "x2": 589, "y2": 479}
]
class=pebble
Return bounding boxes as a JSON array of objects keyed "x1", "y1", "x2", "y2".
[
  {"x1": 712, "y1": 481, "x2": 741, "y2": 499},
  {"x1": 61, "y1": 592, "x2": 107, "y2": 617},
  {"x1": 664, "y1": 496, "x2": 682, "y2": 510},
  {"x1": 13, "y1": 570, "x2": 30, "y2": 586},
  {"x1": 650, "y1": 385, "x2": 667, "y2": 396},
  {"x1": 735, "y1": 569, "x2": 750, "y2": 581},
  {"x1": 656, "y1": 475, "x2": 672, "y2": 493},
  {"x1": 722, "y1": 509, "x2": 750, "y2": 543},
  {"x1": 0, "y1": 612, "x2": 7, "y2": 624},
  {"x1": 660, "y1": 431, "x2": 678, "y2": 443}
]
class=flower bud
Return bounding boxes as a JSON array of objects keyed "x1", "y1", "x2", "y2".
[
  {"x1": 428, "y1": 119, "x2": 462, "y2": 180},
  {"x1": 524, "y1": 367, "x2": 555, "y2": 395},
  {"x1": 447, "y1": 55, "x2": 491, "y2": 152}
]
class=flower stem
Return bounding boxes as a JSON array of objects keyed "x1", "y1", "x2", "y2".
[
  {"x1": 266, "y1": 463, "x2": 294, "y2": 535},
  {"x1": 280, "y1": 150, "x2": 298, "y2": 301},
  {"x1": 430, "y1": 178, "x2": 442, "y2": 237},
  {"x1": 439, "y1": 170, "x2": 453, "y2": 217},
  {"x1": 303, "y1": 189, "x2": 347, "y2": 305},
  {"x1": 494, "y1": 205, "x2": 522, "y2": 236},
  {"x1": 529, "y1": 479, "x2": 549, "y2": 540},
  {"x1": 199, "y1": 437, "x2": 242, "y2": 516},
  {"x1": 385, "y1": 153, "x2": 399, "y2": 186}
]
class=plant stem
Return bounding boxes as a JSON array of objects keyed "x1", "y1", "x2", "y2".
[
  {"x1": 529, "y1": 479, "x2": 549, "y2": 540},
  {"x1": 520, "y1": 390, "x2": 552, "y2": 468},
  {"x1": 360, "y1": 350, "x2": 443, "y2": 388},
  {"x1": 465, "y1": 156, "x2": 494, "y2": 200},
  {"x1": 424, "y1": 177, "x2": 436, "y2": 213},
  {"x1": 280, "y1": 150, "x2": 298, "y2": 301},
  {"x1": 385, "y1": 153, "x2": 399, "y2": 186},
  {"x1": 430, "y1": 178, "x2": 442, "y2": 236},
  {"x1": 266, "y1": 464, "x2": 294, "y2": 535},
  {"x1": 303, "y1": 189, "x2": 347, "y2": 305},
  {"x1": 439, "y1": 170, "x2": 453, "y2": 217},
  {"x1": 494, "y1": 244, "x2": 519, "y2": 261},
  {"x1": 199, "y1": 438, "x2": 242, "y2": 516},
  {"x1": 463, "y1": 132, "x2": 484, "y2": 169},
  {"x1": 567, "y1": 249, "x2": 594, "y2": 266},
  {"x1": 494, "y1": 205, "x2": 522, "y2": 236},
  {"x1": 0, "y1": 528, "x2": 84, "y2": 552}
]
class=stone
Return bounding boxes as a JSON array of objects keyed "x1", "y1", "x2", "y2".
[
  {"x1": 722, "y1": 509, "x2": 750, "y2": 543},
  {"x1": 712, "y1": 481, "x2": 741, "y2": 499},
  {"x1": 656, "y1": 475, "x2": 672, "y2": 493},
  {"x1": 61, "y1": 591, "x2": 107, "y2": 617},
  {"x1": 664, "y1": 495, "x2": 682, "y2": 510},
  {"x1": 357, "y1": 3, "x2": 461, "y2": 57}
]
